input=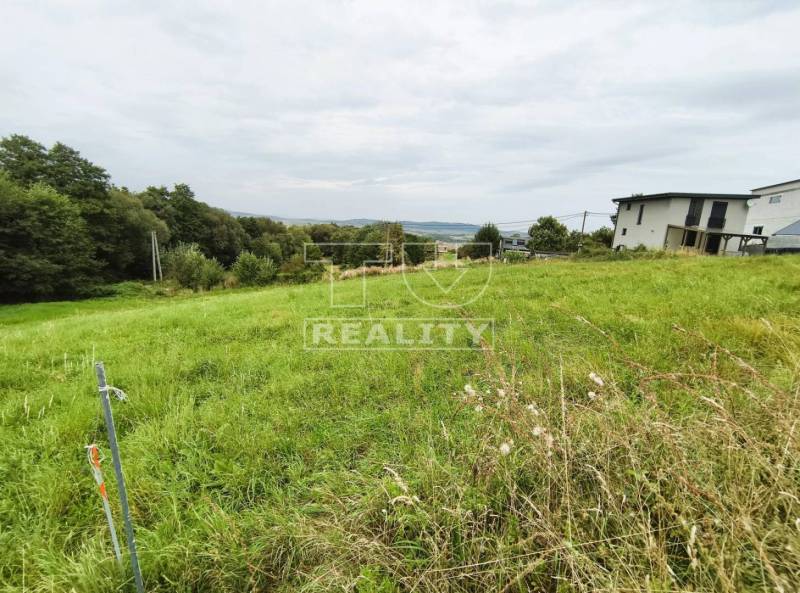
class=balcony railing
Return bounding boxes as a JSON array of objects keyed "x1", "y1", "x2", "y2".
[{"x1": 707, "y1": 216, "x2": 726, "y2": 229}]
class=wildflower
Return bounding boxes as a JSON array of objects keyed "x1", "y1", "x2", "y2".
[
  {"x1": 588, "y1": 391, "x2": 598, "y2": 400},
  {"x1": 589, "y1": 372, "x2": 605, "y2": 387},
  {"x1": 499, "y1": 440, "x2": 513, "y2": 456},
  {"x1": 464, "y1": 384, "x2": 476, "y2": 397}
]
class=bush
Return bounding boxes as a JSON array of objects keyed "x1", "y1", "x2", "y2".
[
  {"x1": 278, "y1": 253, "x2": 325, "y2": 283},
  {"x1": 503, "y1": 250, "x2": 529, "y2": 263},
  {"x1": 572, "y1": 245, "x2": 672, "y2": 261},
  {"x1": 231, "y1": 251, "x2": 277, "y2": 286},
  {"x1": 223, "y1": 273, "x2": 239, "y2": 289},
  {"x1": 199, "y1": 257, "x2": 225, "y2": 290},
  {"x1": 164, "y1": 243, "x2": 225, "y2": 290}
]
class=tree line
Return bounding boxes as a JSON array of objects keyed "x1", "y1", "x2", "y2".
[
  {"x1": 459, "y1": 218, "x2": 613, "y2": 259},
  {"x1": 0, "y1": 134, "x2": 433, "y2": 303},
  {"x1": 0, "y1": 133, "x2": 613, "y2": 303}
]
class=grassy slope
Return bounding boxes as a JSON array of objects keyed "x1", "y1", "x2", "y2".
[{"x1": 1, "y1": 256, "x2": 799, "y2": 592}]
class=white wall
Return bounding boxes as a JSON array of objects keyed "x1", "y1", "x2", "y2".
[
  {"x1": 612, "y1": 199, "x2": 672, "y2": 249},
  {"x1": 747, "y1": 180, "x2": 800, "y2": 236},
  {"x1": 612, "y1": 196, "x2": 750, "y2": 252},
  {"x1": 713, "y1": 199, "x2": 749, "y2": 240}
]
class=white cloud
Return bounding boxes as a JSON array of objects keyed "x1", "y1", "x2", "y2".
[{"x1": 1, "y1": 0, "x2": 798, "y2": 228}]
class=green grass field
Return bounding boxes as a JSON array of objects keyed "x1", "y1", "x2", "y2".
[{"x1": 2, "y1": 256, "x2": 800, "y2": 592}]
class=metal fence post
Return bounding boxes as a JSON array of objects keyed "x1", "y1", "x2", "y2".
[{"x1": 96, "y1": 362, "x2": 145, "y2": 593}]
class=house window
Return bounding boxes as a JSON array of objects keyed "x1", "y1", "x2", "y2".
[
  {"x1": 769, "y1": 195, "x2": 782, "y2": 204},
  {"x1": 753, "y1": 226, "x2": 763, "y2": 235},
  {"x1": 685, "y1": 197, "x2": 704, "y2": 226},
  {"x1": 621, "y1": 228, "x2": 627, "y2": 236},
  {"x1": 636, "y1": 204, "x2": 644, "y2": 225},
  {"x1": 626, "y1": 203, "x2": 632, "y2": 211}
]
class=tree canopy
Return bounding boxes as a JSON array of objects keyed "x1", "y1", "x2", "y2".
[
  {"x1": 0, "y1": 173, "x2": 98, "y2": 302},
  {"x1": 0, "y1": 134, "x2": 436, "y2": 302},
  {"x1": 459, "y1": 223, "x2": 501, "y2": 259},
  {"x1": 527, "y1": 216, "x2": 570, "y2": 252}
]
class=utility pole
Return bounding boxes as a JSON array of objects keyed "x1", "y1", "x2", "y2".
[
  {"x1": 154, "y1": 232, "x2": 162, "y2": 281},
  {"x1": 151, "y1": 231, "x2": 157, "y2": 282},
  {"x1": 151, "y1": 231, "x2": 163, "y2": 281},
  {"x1": 578, "y1": 210, "x2": 588, "y2": 251},
  {"x1": 384, "y1": 222, "x2": 390, "y2": 268}
]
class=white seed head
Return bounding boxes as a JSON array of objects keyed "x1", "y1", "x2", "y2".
[
  {"x1": 474, "y1": 404, "x2": 483, "y2": 413},
  {"x1": 588, "y1": 391, "x2": 597, "y2": 400},
  {"x1": 464, "y1": 384, "x2": 476, "y2": 397},
  {"x1": 589, "y1": 372, "x2": 605, "y2": 387},
  {"x1": 499, "y1": 441, "x2": 513, "y2": 456},
  {"x1": 526, "y1": 403, "x2": 540, "y2": 415},
  {"x1": 532, "y1": 426, "x2": 544, "y2": 436},
  {"x1": 497, "y1": 388, "x2": 506, "y2": 397}
]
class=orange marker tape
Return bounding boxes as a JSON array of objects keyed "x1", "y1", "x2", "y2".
[{"x1": 86, "y1": 444, "x2": 122, "y2": 562}]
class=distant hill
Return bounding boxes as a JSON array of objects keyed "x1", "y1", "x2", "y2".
[{"x1": 227, "y1": 211, "x2": 482, "y2": 241}]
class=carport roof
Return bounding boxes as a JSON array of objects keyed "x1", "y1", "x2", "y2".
[
  {"x1": 774, "y1": 219, "x2": 800, "y2": 236},
  {"x1": 612, "y1": 192, "x2": 751, "y2": 204}
]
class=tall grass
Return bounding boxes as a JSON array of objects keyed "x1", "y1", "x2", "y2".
[{"x1": 0, "y1": 256, "x2": 798, "y2": 591}]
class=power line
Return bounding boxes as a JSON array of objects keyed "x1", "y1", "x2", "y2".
[{"x1": 492, "y1": 211, "x2": 614, "y2": 226}]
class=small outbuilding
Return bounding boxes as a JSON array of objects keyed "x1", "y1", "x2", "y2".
[{"x1": 766, "y1": 219, "x2": 800, "y2": 254}]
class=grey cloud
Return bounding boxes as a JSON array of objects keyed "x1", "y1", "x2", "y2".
[
  {"x1": 0, "y1": 0, "x2": 798, "y2": 225},
  {"x1": 500, "y1": 146, "x2": 684, "y2": 194}
]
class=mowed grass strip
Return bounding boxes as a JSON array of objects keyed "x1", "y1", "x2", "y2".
[{"x1": 1, "y1": 256, "x2": 799, "y2": 592}]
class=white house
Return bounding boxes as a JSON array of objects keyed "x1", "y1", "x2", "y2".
[
  {"x1": 611, "y1": 192, "x2": 760, "y2": 255},
  {"x1": 499, "y1": 235, "x2": 529, "y2": 256},
  {"x1": 747, "y1": 179, "x2": 800, "y2": 237}
]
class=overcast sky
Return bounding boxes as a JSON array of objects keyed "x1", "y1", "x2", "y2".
[{"x1": 2, "y1": 1, "x2": 799, "y2": 228}]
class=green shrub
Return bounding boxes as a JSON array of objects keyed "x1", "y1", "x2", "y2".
[
  {"x1": 503, "y1": 250, "x2": 528, "y2": 263},
  {"x1": 278, "y1": 253, "x2": 325, "y2": 283},
  {"x1": 164, "y1": 243, "x2": 225, "y2": 290},
  {"x1": 199, "y1": 257, "x2": 225, "y2": 290},
  {"x1": 232, "y1": 251, "x2": 277, "y2": 286},
  {"x1": 572, "y1": 245, "x2": 673, "y2": 261}
]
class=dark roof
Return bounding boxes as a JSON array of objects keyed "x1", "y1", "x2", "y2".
[
  {"x1": 612, "y1": 192, "x2": 752, "y2": 204},
  {"x1": 774, "y1": 219, "x2": 800, "y2": 236},
  {"x1": 751, "y1": 179, "x2": 800, "y2": 192}
]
